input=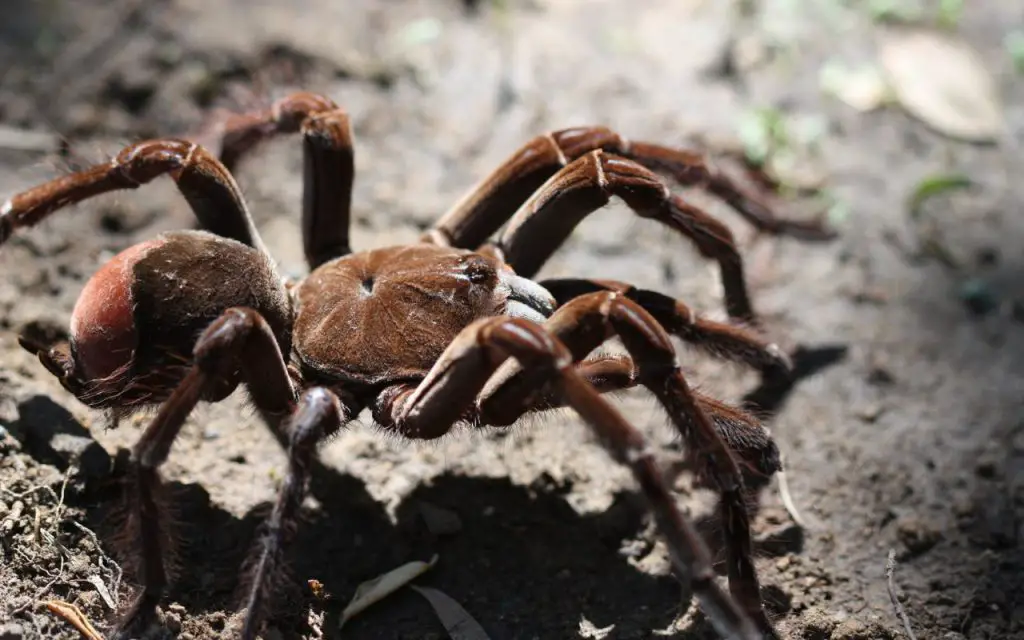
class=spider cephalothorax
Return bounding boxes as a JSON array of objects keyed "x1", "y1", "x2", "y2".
[{"x1": 1, "y1": 91, "x2": 832, "y2": 640}]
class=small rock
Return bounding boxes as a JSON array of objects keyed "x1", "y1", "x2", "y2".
[
  {"x1": 854, "y1": 402, "x2": 883, "y2": 422},
  {"x1": 105, "y1": 67, "x2": 157, "y2": 115},
  {"x1": 959, "y1": 278, "x2": 998, "y2": 316},
  {"x1": 0, "y1": 622, "x2": 25, "y2": 640},
  {"x1": 799, "y1": 606, "x2": 837, "y2": 639},
  {"x1": 830, "y1": 618, "x2": 895, "y2": 639},
  {"x1": 975, "y1": 247, "x2": 999, "y2": 267},
  {"x1": 866, "y1": 366, "x2": 895, "y2": 386},
  {"x1": 897, "y1": 514, "x2": 943, "y2": 556},
  {"x1": 65, "y1": 103, "x2": 102, "y2": 133},
  {"x1": 975, "y1": 456, "x2": 999, "y2": 478}
]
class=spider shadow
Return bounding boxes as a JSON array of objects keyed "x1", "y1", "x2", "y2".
[
  {"x1": 670, "y1": 343, "x2": 850, "y2": 599},
  {"x1": 8, "y1": 343, "x2": 846, "y2": 640},
  {"x1": 79, "y1": 458, "x2": 706, "y2": 640},
  {"x1": 46, "y1": 427, "x2": 719, "y2": 639}
]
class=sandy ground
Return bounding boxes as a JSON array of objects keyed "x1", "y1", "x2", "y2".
[{"x1": 1, "y1": 0, "x2": 1023, "y2": 638}]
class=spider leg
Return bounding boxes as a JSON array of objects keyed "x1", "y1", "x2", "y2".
[
  {"x1": 426, "y1": 125, "x2": 832, "y2": 250},
  {"x1": 477, "y1": 293, "x2": 779, "y2": 638},
  {"x1": 373, "y1": 317, "x2": 760, "y2": 640},
  {"x1": 198, "y1": 92, "x2": 355, "y2": 268},
  {"x1": 488, "y1": 354, "x2": 779, "y2": 481},
  {"x1": 240, "y1": 387, "x2": 351, "y2": 640},
  {"x1": 0, "y1": 140, "x2": 264, "y2": 250},
  {"x1": 495, "y1": 151, "x2": 759, "y2": 323},
  {"x1": 541, "y1": 278, "x2": 791, "y2": 375},
  {"x1": 113, "y1": 307, "x2": 297, "y2": 637},
  {"x1": 616, "y1": 138, "x2": 834, "y2": 241}
]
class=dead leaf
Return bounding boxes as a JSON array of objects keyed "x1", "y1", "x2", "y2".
[
  {"x1": 819, "y1": 61, "x2": 891, "y2": 112},
  {"x1": 339, "y1": 555, "x2": 438, "y2": 629},
  {"x1": 411, "y1": 586, "x2": 491, "y2": 640},
  {"x1": 578, "y1": 616, "x2": 616, "y2": 639},
  {"x1": 42, "y1": 600, "x2": 104, "y2": 640},
  {"x1": 880, "y1": 30, "x2": 1004, "y2": 142},
  {"x1": 85, "y1": 575, "x2": 115, "y2": 610}
]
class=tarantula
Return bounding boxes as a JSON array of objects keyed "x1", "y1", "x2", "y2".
[{"x1": 0, "y1": 92, "x2": 832, "y2": 640}]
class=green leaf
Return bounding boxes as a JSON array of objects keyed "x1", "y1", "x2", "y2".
[
  {"x1": 937, "y1": 0, "x2": 964, "y2": 30},
  {"x1": 1005, "y1": 31, "x2": 1024, "y2": 74},
  {"x1": 906, "y1": 174, "x2": 972, "y2": 219}
]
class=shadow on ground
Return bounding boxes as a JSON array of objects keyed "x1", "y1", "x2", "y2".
[{"x1": 6, "y1": 337, "x2": 844, "y2": 640}]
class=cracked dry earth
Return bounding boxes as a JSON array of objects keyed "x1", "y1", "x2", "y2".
[{"x1": 2, "y1": 1, "x2": 1023, "y2": 639}]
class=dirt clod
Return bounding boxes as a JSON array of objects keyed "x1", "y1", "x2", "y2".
[
  {"x1": 897, "y1": 514, "x2": 944, "y2": 557},
  {"x1": 0, "y1": 622, "x2": 26, "y2": 640},
  {"x1": 830, "y1": 618, "x2": 896, "y2": 640}
]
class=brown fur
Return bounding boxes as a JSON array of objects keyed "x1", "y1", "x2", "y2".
[
  {"x1": 130, "y1": 230, "x2": 292, "y2": 377},
  {"x1": 292, "y1": 244, "x2": 504, "y2": 384}
]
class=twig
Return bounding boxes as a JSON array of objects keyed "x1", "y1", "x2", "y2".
[
  {"x1": 886, "y1": 549, "x2": 918, "y2": 640},
  {"x1": 50, "y1": 466, "x2": 73, "y2": 539},
  {"x1": 2, "y1": 485, "x2": 60, "y2": 502},
  {"x1": 70, "y1": 520, "x2": 124, "y2": 605},
  {"x1": 9, "y1": 554, "x2": 65, "y2": 616},
  {"x1": 41, "y1": 600, "x2": 105, "y2": 640}
]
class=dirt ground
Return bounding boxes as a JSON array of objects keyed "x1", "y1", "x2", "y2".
[{"x1": 1, "y1": 0, "x2": 1023, "y2": 639}]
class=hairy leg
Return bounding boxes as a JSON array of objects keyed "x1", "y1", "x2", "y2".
[
  {"x1": 112, "y1": 308, "x2": 299, "y2": 635},
  {"x1": 475, "y1": 292, "x2": 779, "y2": 637},
  {"x1": 427, "y1": 125, "x2": 832, "y2": 250},
  {"x1": 0, "y1": 139, "x2": 265, "y2": 251},
  {"x1": 490, "y1": 151, "x2": 759, "y2": 322},
  {"x1": 239, "y1": 387, "x2": 351, "y2": 640},
  {"x1": 541, "y1": 278, "x2": 791, "y2": 375},
  {"x1": 197, "y1": 91, "x2": 355, "y2": 268},
  {"x1": 373, "y1": 316, "x2": 760, "y2": 640}
]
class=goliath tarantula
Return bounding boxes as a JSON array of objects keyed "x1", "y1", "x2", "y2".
[{"x1": 0, "y1": 92, "x2": 832, "y2": 639}]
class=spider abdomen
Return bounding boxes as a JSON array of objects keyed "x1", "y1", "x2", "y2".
[
  {"x1": 70, "y1": 238, "x2": 163, "y2": 381},
  {"x1": 68, "y1": 230, "x2": 291, "y2": 403}
]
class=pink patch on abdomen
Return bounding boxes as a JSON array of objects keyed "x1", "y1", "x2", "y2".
[{"x1": 69, "y1": 238, "x2": 166, "y2": 381}]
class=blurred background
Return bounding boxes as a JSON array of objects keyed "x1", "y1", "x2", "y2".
[{"x1": 1, "y1": 1, "x2": 1022, "y2": 638}]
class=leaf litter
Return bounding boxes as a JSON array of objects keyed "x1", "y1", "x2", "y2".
[
  {"x1": 339, "y1": 554, "x2": 493, "y2": 639},
  {"x1": 880, "y1": 29, "x2": 1005, "y2": 142}
]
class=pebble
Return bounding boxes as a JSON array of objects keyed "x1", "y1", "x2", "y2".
[
  {"x1": 959, "y1": 278, "x2": 998, "y2": 316},
  {"x1": 897, "y1": 513, "x2": 943, "y2": 556},
  {"x1": 854, "y1": 402, "x2": 883, "y2": 422},
  {"x1": 830, "y1": 619, "x2": 895, "y2": 639},
  {"x1": 0, "y1": 622, "x2": 25, "y2": 640}
]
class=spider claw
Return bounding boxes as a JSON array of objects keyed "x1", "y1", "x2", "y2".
[{"x1": 764, "y1": 343, "x2": 794, "y2": 374}]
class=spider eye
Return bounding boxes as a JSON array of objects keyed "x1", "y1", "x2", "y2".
[{"x1": 463, "y1": 257, "x2": 496, "y2": 284}]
